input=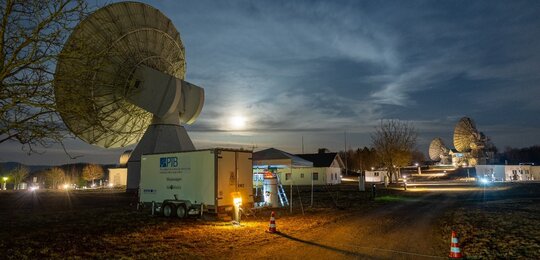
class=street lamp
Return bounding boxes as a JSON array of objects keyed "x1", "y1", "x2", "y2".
[
  {"x1": 232, "y1": 192, "x2": 242, "y2": 225},
  {"x1": 2, "y1": 177, "x2": 8, "y2": 190}
]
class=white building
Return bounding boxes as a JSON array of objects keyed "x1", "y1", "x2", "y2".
[
  {"x1": 107, "y1": 150, "x2": 131, "y2": 187},
  {"x1": 108, "y1": 168, "x2": 127, "y2": 186},
  {"x1": 364, "y1": 170, "x2": 387, "y2": 182},
  {"x1": 475, "y1": 164, "x2": 540, "y2": 181},
  {"x1": 295, "y1": 151, "x2": 344, "y2": 185},
  {"x1": 253, "y1": 148, "x2": 344, "y2": 186}
]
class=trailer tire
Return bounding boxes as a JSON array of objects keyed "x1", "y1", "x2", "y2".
[
  {"x1": 163, "y1": 203, "x2": 175, "y2": 217},
  {"x1": 176, "y1": 204, "x2": 187, "y2": 218}
]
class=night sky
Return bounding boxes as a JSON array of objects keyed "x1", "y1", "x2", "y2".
[{"x1": 2, "y1": 0, "x2": 540, "y2": 165}]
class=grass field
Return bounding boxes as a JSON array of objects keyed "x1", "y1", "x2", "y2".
[{"x1": 0, "y1": 183, "x2": 539, "y2": 258}]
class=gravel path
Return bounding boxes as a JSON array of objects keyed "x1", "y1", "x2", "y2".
[{"x1": 234, "y1": 192, "x2": 460, "y2": 259}]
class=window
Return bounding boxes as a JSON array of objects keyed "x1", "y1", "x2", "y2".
[
  {"x1": 300, "y1": 173, "x2": 304, "y2": 178},
  {"x1": 374, "y1": 172, "x2": 379, "y2": 177},
  {"x1": 313, "y1": 172, "x2": 319, "y2": 180},
  {"x1": 331, "y1": 174, "x2": 333, "y2": 180},
  {"x1": 286, "y1": 173, "x2": 291, "y2": 180}
]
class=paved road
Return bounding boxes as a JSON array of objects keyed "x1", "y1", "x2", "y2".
[{"x1": 234, "y1": 191, "x2": 466, "y2": 259}]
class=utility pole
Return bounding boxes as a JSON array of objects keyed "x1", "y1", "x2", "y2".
[
  {"x1": 311, "y1": 172, "x2": 314, "y2": 207},
  {"x1": 344, "y1": 131, "x2": 348, "y2": 176},
  {"x1": 301, "y1": 135, "x2": 304, "y2": 154}
]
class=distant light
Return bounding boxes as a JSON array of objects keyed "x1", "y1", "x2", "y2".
[
  {"x1": 415, "y1": 163, "x2": 419, "y2": 167},
  {"x1": 30, "y1": 186, "x2": 39, "y2": 191},
  {"x1": 108, "y1": 183, "x2": 114, "y2": 188},
  {"x1": 63, "y1": 184, "x2": 70, "y2": 190},
  {"x1": 2, "y1": 177, "x2": 7, "y2": 181},
  {"x1": 479, "y1": 178, "x2": 489, "y2": 184}
]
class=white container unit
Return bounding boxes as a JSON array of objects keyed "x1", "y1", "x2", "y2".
[{"x1": 140, "y1": 149, "x2": 253, "y2": 217}]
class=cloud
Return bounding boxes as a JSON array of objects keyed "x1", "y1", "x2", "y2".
[{"x1": 3, "y1": 0, "x2": 540, "y2": 165}]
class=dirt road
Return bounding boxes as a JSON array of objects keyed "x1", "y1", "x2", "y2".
[{"x1": 234, "y1": 190, "x2": 489, "y2": 259}]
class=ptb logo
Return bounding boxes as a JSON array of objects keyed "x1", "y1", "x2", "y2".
[{"x1": 160, "y1": 157, "x2": 178, "y2": 168}]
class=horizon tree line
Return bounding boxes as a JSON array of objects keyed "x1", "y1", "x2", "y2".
[{"x1": 0, "y1": 163, "x2": 104, "y2": 189}]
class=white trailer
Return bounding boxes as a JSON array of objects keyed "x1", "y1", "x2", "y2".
[{"x1": 140, "y1": 149, "x2": 253, "y2": 218}]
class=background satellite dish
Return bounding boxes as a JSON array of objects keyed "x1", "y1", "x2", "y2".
[
  {"x1": 54, "y1": 2, "x2": 204, "y2": 189},
  {"x1": 453, "y1": 117, "x2": 479, "y2": 153},
  {"x1": 429, "y1": 138, "x2": 448, "y2": 161}
]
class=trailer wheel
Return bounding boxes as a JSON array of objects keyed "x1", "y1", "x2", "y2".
[
  {"x1": 163, "y1": 203, "x2": 175, "y2": 217},
  {"x1": 176, "y1": 204, "x2": 187, "y2": 218}
]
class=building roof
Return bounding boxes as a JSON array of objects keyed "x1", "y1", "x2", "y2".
[
  {"x1": 253, "y1": 148, "x2": 313, "y2": 167},
  {"x1": 295, "y1": 152, "x2": 344, "y2": 168}
]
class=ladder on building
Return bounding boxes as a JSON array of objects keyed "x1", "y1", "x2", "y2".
[{"x1": 275, "y1": 174, "x2": 289, "y2": 207}]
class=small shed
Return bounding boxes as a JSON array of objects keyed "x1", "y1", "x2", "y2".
[
  {"x1": 365, "y1": 170, "x2": 387, "y2": 182},
  {"x1": 108, "y1": 150, "x2": 131, "y2": 187}
]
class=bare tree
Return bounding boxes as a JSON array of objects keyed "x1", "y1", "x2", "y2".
[
  {"x1": 82, "y1": 164, "x2": 103, "y2": 186},
  {"x1": 45, "y1": 167, "x2": 65, "y2": 189},
  {"x1": 0, "y1": 0, "x2": 90, "y2": 153},
  {"x1": 371, "y1": 119, "x2": 417, "y2": 183},
  {"x1": 9, "y1": 166, "x2": 29, "y2": 189}
]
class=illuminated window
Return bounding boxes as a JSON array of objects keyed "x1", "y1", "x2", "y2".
[{"x1": 313, "y1": 173, "x2": 319, "y2": 180}]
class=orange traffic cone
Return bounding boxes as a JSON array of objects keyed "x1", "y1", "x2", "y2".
[
  {"x1": 449, "y1": 230, "x2": 463, "y2": 259},
  {"x1": 267, "y1": 211, "x2": 277, "y2": 233}
]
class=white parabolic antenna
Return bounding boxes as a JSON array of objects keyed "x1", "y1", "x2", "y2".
[
  {"x1": 54, "y1": 2, "x2": 204, "y2": 189},
  {"x1": 428, "y1": 138, "x2": 448, "y2": 162},
  {"x1": 453, "y1": 117, "x2": 480, "y2": 153}
]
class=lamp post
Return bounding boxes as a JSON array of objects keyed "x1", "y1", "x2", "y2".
[
  {"x1": 2, "y1": 177, "x2": 7, "y2": 190},
  {"x1": 232, "y1": 192, "x2": 242, "y2": 225}
]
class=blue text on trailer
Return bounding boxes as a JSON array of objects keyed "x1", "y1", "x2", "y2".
[{"x1": 160, "y1": 157, "x2": 178, "y2": 168}]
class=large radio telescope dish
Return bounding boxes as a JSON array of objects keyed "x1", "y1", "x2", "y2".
[
  {"x1": 54, "y1": 2, "x2": 199, "y2": 148},
  {"x1": 429, "y1": 138, "x2": 448, "y2": 161},
  {"x1": 453, "y1": 117, "x2": 479, "y2": 152}
]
